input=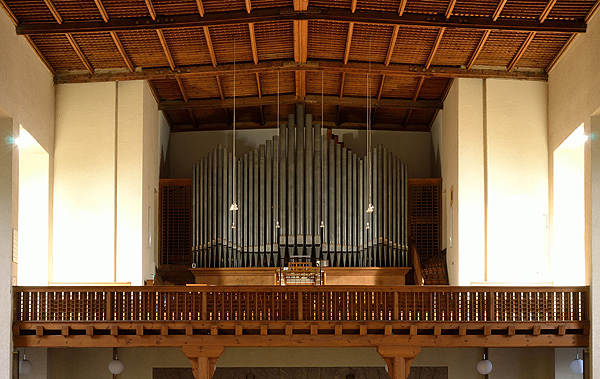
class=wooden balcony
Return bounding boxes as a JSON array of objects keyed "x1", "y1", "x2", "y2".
[{"x1": 13, "y1": 285, "x2": 589, "y2": 349}]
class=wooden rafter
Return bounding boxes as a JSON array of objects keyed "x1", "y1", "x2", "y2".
[
  {"x1": 256, "y1": 73, "x2": 262, "y2": 98},
  {"x1": 293, "y1": 21, "x2": 308, "y2": 63},
  {"x1": 176, "y1": 76, "x2": 189, "y2": 102},
  {"x1": 43, "y1": 0, "x2": 63, "y2": 24},
  {"x1": 507, "y1": 31, "x2": 536, "y2": 71},
  {"x1": 336, "y1": 105, "x2": 342, "y2": 126},
  {"x1": 157, "y1": 30, "x2": 176, "y2": 70},
  {"x1": 539, "y1": 0, "x2": 558, "y2": 23},
  {"x1": 249, "y1": 23, "x2": 258, "y2": 64},
  {"x1": 385, "y1": 26, "x2": 400, "y2": 66},
  {"x1": 215, "y1": 75, "x2": 225, "y2": 100},
  {"x1": 259, "y1": 105, "x2": 265, "y2": 126},
  {"x1": 445, "y1": 0, "x2": 457, "y2": 19},
  {"x1": 245, "y1": 0, "x2": 252, "y2": 13},
  {"x1": 403, "y1": 109, "x2": 413, "y2": 128},
  {"x1": 110, "y1": 31, "x2": 134, "y2": 72},
  {"x1": 24, "y1": 36, "x2": 55, "y2": 74},
  {"x1": 492, "y1": 0, "x2": 508, "y2": 21},
  {"x1": 412, "y1": 76, "x2": 425, "y2": 101},
  {"x1": 586, "y1": 0, "x2": 600, "y2": 23},
  {"x1": 377, "y1": 75, "x2": 386, "y2": 100},
  {"x1": 293, "y1": 0, "x2": 308, "y2": 11},
  {"x1": 188, "y1": 109, "x2": 198, "y2": 129},
  {"x1": 158, "y1": 95, "x2": 443, "y2": 110},
  {"x1": 65, "y1": 33, "x2": 94, "y2": 74},
  {"x1": 546, "y1": 33, "x2": 578, "y2": 73},
  {"x1": 17, "y1": 7, "x2": 587, "y2": 35},
  {"x1": 144, "y1": 0, "x2": 157, "y2": 20},
  {"x1": 351, "y1": 0, "x2": 358, "y2": 13},
  {"x1": 425, "y1": 27, "x2": 445, "y2": 69},
  {"x1": 398, "y1": 0, "x2": 408, "y2": 16},
  {"x1": 203, "y1": 26, "x2": 218, "y2": 67},
  {"x1": 93, "y1": 0, "x2": 110, "y2": 22},
  {"x1": 344, "y1": 23, "x2": 355, "y2": 64},
  {"x1": 466, "y1": 30, "x2": 491, "y2": 69},
  {"x1": 0, "y1": 0, "x2": 18, "y2": 25},
  {"x1": 295, "y1": 71, "x2": 306, "y2": 99},
  {"x1": 339, "y1": 72, "x2": 346, "y2": 98},
  {"x1": 196, "y1": 0, "x2": 205, "y2": 17}
]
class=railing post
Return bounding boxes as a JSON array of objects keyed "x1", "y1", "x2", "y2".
[
  {"x1": 393, "y1": 292, "x2": 399, "y2": 321},
  {"x1": 106, "y1": 291, "x2": 113, "y2": 321},
  {"x1": 201, "y1": 292, "x2": 208, "y2": 321},
  {"x1": 488, "y1": 290, "x2": 495, "y2": 322},
  {"x1": 298, "y1": 291, "x2": 303, "y2": 321}
]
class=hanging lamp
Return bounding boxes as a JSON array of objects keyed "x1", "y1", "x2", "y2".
[{"x1": 229, "y1": 38, "x2": 238, "y2": 219}]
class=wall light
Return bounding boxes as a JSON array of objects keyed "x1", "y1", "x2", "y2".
[{"x1": 476, "y1": 353, "x2": 492, "y2": 375}]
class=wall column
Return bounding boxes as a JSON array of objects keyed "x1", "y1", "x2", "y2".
[
  {"x1": 377, "y1": 346, "x2": 420, "y2": 379},
  {"x1": 182, "y1": 346, "x2": 224, "y2": 379}
]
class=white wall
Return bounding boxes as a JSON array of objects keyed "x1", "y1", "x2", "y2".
[
  {"x1": 0, "y1": 7, "x2": 55, "y2": 378},
  {"x1": 548, "y1": 9, "x2": 600, "y2": 376}
]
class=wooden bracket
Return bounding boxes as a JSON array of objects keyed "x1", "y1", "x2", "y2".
[
  {"x1": 182, "y1": 346, "x2": 225, "y2": 379},
  {"x1": 378, "y1": 346, "x2": 421, "y2": 379}
]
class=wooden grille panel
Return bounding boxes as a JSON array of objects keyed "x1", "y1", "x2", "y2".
[
  {"x1": 159, "y1": 179, "x2": 193, "y2": 266},
  {"x1": 408, "y1": 179, "x2": 442, "y2": 263}
]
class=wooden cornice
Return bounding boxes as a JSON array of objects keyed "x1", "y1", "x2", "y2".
[
  {"x1": 15, "y1": 6, "x2": 588, "y2": 35},
  {"x1": 54, "y1": 59, "x2": 549, "y2": 84}
]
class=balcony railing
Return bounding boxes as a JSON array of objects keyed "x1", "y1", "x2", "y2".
[{"x1": 14, "y1": 285, "x2": 588, "y2": 324}]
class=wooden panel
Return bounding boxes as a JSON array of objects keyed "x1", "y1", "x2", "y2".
[
  {"x1": 159, "y1": 179, "x2": 193, "y2": 267},
  {"x1": 408, "y1": 179, "x2": 442, "y2": 263}
]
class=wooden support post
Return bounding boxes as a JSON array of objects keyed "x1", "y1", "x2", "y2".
[
  {"x1": 182, "y1": 346, "x2": 225, "y2": 379},
  {"x1": 378, "y1": 346, "x2": 421, "y2": 379}
]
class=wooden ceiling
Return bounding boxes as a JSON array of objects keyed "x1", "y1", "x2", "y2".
[{"x1": 1, "y1": 0, "x2": 598, "y2": 132}]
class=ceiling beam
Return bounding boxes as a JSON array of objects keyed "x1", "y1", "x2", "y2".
[
  {"x1": 492, "y1": 0, "x2": 508, "y2": 21},
  {"x1": 196, "y1": 0, "x2": 205, "y2": 17},
  {"x1": 507, "y1": 31, "x2": 536, "y2": 71},
  {"x1": 65, "y1": 33, "x2": 94, "y2": 74},
  {"x1": 445, "y1": 0, "x2": 457, "y2": 19},
  {"x1": 402, "y1": 109, "x2": 413, "y2": 128},
  {"x1": 249, "y1": 23, "x2": 258, "y2": 64},
  {"x1": 398, "y1": 0, "x2": 408, "y2": 16},
  {"x1": 43, "y1": 0, "x2": 63, "y2": 24},
  {"x1": 215, "y1": 75, "x2": 225, "y2": 100},
  {"x1": 256, "y1": 73, "x2": 262, "y2": 98},
  {"x1": 158, "y1": 94, "x2": 443, "y2": 110},
  {"x1": 16, "y1": 6, "x2": 587, "y2": 35},
  {"x1": 93, "y1": 0, "x2": 110, "y2": 22},
  {"x1": 203, "y1": 26, "x2": 218, "y2": 67},
  {"x1": 293, "y1": 20, "x2": 308, "y2": 63},
  {"x1": 24, "y1": 36, "x2": 55, "y2": 74},
  {"x1": 176, "y1": 76, "x2": 189, "y2": 102},
  {"x1": 245, "y1": 0, "x2": 252, "y2": 14},
  {"x1": 351, "y1": 0, "x2": 358, "y2": 13},
  {"x1": 539, "y1": 0, "x2": 558, "y2": 23},
  {"x1": 385, "y1": 26, "x2": 399, "y2": 66},
  {"x1": 339, "y1": 72, "x2": 346, "y2": 98},
  {"x1": 157, "y1": 30, "x2": 176, "y2": 70},
  {"x1": 412, "y1": 76, "x2": 425, "y2": 101},
  {"x1": 188, "y1": 109, "x2": 198, "y2": 129},
  {"x1": 425, "y1": 27, "x2": 445, "y2": 69},
  {"x1": 144, "y1": 0, "x2": 157, "y2": 20},
  {"x1": 344, "y1": 22, "x2": 354, "y2": 64},
  {"x1": 466, "y1": 29, "x2": 490, "y2": 69},
  {"x1": 110, "y1": 31, "x2": 134, "y2": 72},
  {"x1": 295, "y1": 71, "x2": 306, "y2": 99},
  {"x1": 294, "y1": 0, "x2": 309, "y2": 11},
  {"x1": 585, "y1": 0, "x2": 600, "y2": 23},
  {"x1": 377, "y1": 74, "x2": 386, "y2": 100},
  {"x1": 0, "y1": 0, "x2": 18, "y2": 25},
  {"x1": 545, "y1": 33, "x2": 577, "y2": 73},
  {"x1": 55, "y1": 59, "x2": 549, "y2": 84}
]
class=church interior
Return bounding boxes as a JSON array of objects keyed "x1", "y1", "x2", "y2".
[{"x1": 1, "y1": 0, "x2": 600, "y2": 378}]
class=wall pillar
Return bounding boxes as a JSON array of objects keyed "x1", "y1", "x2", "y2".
[
  {"x1": 182, "y1": 346, "x2": 224, "y2": 379},
  {"x1": 377, "y1": 346, "x2": 421, "y2": 379}
]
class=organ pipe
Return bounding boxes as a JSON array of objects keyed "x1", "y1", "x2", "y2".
[{"x1": 192, "y1": 105, "x2": 408, "y2": 268}]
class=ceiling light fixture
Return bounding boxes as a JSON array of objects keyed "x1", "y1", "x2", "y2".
[
  {"x1": 276, "y1": 69, "x2": 281, "y2": 230},
  {"x1": 230, "y1": 38, "x2": 239, "y2": 220},
  {"x1": 108, "y1": 348, "x2": 124, "y2": 375},
  {"x1": 476, "y1": 353, "x2": 492, "y2": 375},
  {"x1": 19, "y1": 349, "x2": 33, "y2": 375},
  {"x1": 570, "y1": 350, "x2": 584, "y2": 374}
]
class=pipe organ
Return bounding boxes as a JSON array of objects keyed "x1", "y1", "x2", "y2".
[{"x1": 192, "y1": 105, "x2": 408, "y2": 268}]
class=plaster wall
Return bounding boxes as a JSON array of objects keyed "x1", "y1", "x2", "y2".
[{"x1": 0, "y1": 8, "x2": 55, "y2": 377}]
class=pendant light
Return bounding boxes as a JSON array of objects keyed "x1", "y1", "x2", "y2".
[
  {"x1": 365, "y1": 39, "x2": 374, "y2": 232},
  {"x1": 229, "y1": 38, "x2": 238, "y2": 222},
  {"x1": 570, "y1": 349, "x2": 584, "y2": 374},
  {"x1": 19, "y1": 349, "x2": 33, "y2": 375},
  {"x1": 320, "y1": 69, "x2": 325, "y2": 230},
  {"x1": 476, "y1": 352, "x2": 492, "y2": 375},
  {"x1": 108, "y1": 348, "x2": 124, "y2": 375},
  {"x1": 276, "y1": 69, "x2": 281, "y2": 230}
]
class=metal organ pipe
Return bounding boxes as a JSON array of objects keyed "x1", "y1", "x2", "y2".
[{"x1": 192, "y1": 105, "x2": 409, "y2": 268}]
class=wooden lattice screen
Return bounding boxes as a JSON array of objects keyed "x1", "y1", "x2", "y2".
[
  {"x1": 408, "y1": 179, "x2": 442, "y2": 263},
  {"x1": 159, "y1": 179, "x2": 192, "y2": 266}
]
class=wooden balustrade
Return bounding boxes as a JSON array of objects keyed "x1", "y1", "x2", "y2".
[{"x1": 14, "y1": 286, "x2": 588, "y2": 324}]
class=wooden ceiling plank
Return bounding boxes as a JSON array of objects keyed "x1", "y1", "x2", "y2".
[
  {"x1": 196, "y1": 0, "x2": 205, "y2": 17},
  {"x1": 176, "y1": 76, "x2": 189, "y2": 102},
  {"x1": 43, "y1": 0, "x2": 63, "y2": 24},
  {"x1": 507, "y1": 31, "x2": 536, "y2": 71},
  {"x1": 336, "y1": 105, "x2": 342, "y2": 126},
  {"x1": 256, "y1": 73, "x2": 262, "y2": 98},
  {"x1": 539, "y1": 0, "x2": 558, "y2": 23},
  {"x1": 249, "y1": 23, "x2": 259, "y2": 64},
  {"x1": 16, "y1": 7, "x2": 588, "y2": 35},
  {"x1": 146, "y1": 80, "x2": 161, "y2": 104},
  {"x1": 492, "y1": 0, "x2": 508, "y2": 21},
  {"x1": 412, "y1": 76, "x2": 425, "y2": 101},
  {"x1": 24, "y1": 36, "x2": 55, "y2": 74},
  {"x1": 425, "y1": 27, "x2": 445, "y2": 69},
  {"x1": 344, "y1": 22, "x2": 355, "y2": 64},
  {"x1": 245, "y1": 0, "x2": 252, "y2": 13},
  {"x1": 158, "y1": 94, "x2": 443, "y2": 110},
  {"x1": 144, "y1": 0, "x2": 157, "y2": 20},
  {"x1": 293, "y1": 20, "x2": 308, "y2": 63},
  {"x1": 65, "y1": 33, "x2": 94, "y2": 74},
  {"x1": 0, "y1": 0, "x2": 19, "y2": 25},
  {"x1": 110, "y1": 31, "x2": 135, "y2": 72},
  {"x1": 157, "y1": 29, "x2": 176, "y2": 70},
  {"x1": 339, "y1": 72, "x2": 346, "y2": 98},
  {"x1": 259, "y1": 105, "x2": 265, "y2": 126},
  {"x1": 216, "y1": 75, "x2": 225, "y2": 100},
  {"x1": 351, "y1": 0, "x2": 358, "y2": 13},
  {"x1": 385, "y1": 26, "x2": 400, "y2": 66},
  {"x1": 466, "y1": 29, "x2": 491, "y2": 69},
  {"x1": 546, "y1": 33, "x2": 578, "y2": 73},
  {"x1": 56, "y1": 59, "x2": 549, "y2": 83},
  {"x1": 188, "y1": 109, "x2": 198, "y2": 129},
  {"x1": 93, "y1": 0, "x2": 110, "y2": 22},
  {"x1": 445, "y1": 0, "x2": 457, "y2": 19},
  {"x1": 398, "y1": 0, "x2": 408, "y2": 16},
  {"x1": 203, "y1": 26, "x2": 218, "y2": 67},
  {"x1": 377, "y1": 74, "x2": 386, "y2": 100},
  {"x1": 402, "y1": 109, "x2": 413, "y2": 128},
  {"x1": 585, "y1": 0, "x2": 600, "y2": 23}
]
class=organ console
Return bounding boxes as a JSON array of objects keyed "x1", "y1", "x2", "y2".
[{"x1": 192, "y1": 104, "x2": 408, "y2": 270}]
